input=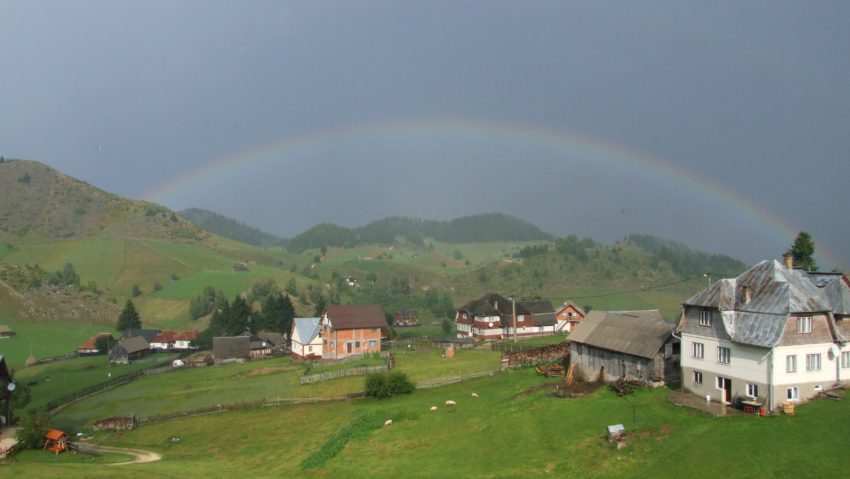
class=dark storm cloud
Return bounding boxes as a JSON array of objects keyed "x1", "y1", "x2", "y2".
[{"x1": 1, "y1": 1, "x2": 848, "y2": 268}]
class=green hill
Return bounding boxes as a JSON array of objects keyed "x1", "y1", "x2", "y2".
[
  {"x1": 286, "y1": 213, "x2": 554, "y2": 253},
  {"x1": 179, "y1": 208, "x2": 287, "y2": 247},
  {"x1": 0, "y1": 159, "x2": 207, "y2": 242}
]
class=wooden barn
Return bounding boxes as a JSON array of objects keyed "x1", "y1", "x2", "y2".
[
  {"x1": 569, "y1": 310, "x2": 680, "y2": 384},
  {"x1": 109, "y1": 336, "x2": 150, "y2": 364},
  {"x1": 213, "y1": 336, "x2": 251, "y2": 363}
]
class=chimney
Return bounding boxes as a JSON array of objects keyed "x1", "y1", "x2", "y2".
[
  {"x1": 742, "y1": 285, "x2": 751, "y2": 304},
  {"x1": 783, "y1": 253, "x2": 794, "y2": 270}
]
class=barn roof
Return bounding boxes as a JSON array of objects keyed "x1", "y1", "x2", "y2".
[
  {"x1": 458, "y1": 293, "x2": 531, "y2": 317},
  {"x1": 119, "y1": 336, "x2": 149, "y2": 354},
  {"x1": 212, "y1": 336, "x2": 250, "y2": 359},
  {"x1": 325, "y1": 304, "x2": 387, "y2": 330},
  {"x1": 293, "y1": 317, "x2": 321, "y2": 344},
  {"x1": 123, "y1": 329, "x2": 161, "y2": 343},
  {"x1": 0, "y1": 325, "x2": 13, "y2": 334},
  {"x1": 569, "y1": 310, "x2": 673, "y2": 359}
]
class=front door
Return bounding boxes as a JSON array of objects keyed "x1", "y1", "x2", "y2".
[
  {"x1": 717, "y1": 376, "x2": 732, "y2": 403},
  {"x1": 347, "y1": 342, "x2": 352, "y2": 354}
]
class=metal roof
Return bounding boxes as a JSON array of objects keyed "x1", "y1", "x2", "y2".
[
  {"x1": 293, "y1": 317, "x2": 321, "y2": 344},
  {"x1": 568, "y1": 310, "x2": 673, "y2": 359}
]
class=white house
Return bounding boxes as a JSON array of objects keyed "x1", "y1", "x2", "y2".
[
  {"x1": 678, "y1": 255, "x2": 850, "y2": 412},
  {"x1": 291, "y1": 317, "x2": 323, "y2": 360},
  {"x1": 455, "y1": 293, "x2": 556, "y2": 340}
]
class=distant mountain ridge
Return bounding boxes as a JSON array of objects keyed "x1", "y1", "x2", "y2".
[
  {"x1": 286, "y1": 213, "x2": 555, "y2": 253},
  {"x1": 179, "y1": 208, "x2": 287, "y2": 247},
  {"x1": 0, "y1": 159, "x2": 206, "y2": 242}
]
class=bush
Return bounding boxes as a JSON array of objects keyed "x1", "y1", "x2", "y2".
[
  {"x1": 16, "y1": 409, "x2": 51, "y2": 449},
  {"x1": 365, "y1": 371, "x2": 415, "y2": 399}
]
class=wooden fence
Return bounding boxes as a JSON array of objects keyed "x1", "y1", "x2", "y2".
[
  {"x1": 415, "y1": 368, "x2": 503, "y2": 389},
  {"x1": 47, "y1": 361, "x2": 177, "y2": 414},
  {"x1": 300, "y1": 365, "x2": 389, "y2": 384},
  {"x1": 138, "y1": 393, "x2": 367, "y2": 425}
]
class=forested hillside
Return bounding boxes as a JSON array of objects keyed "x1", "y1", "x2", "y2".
[
  {"x1": 286, "y1": 213, "x2": 554, "y2": 253},
  {"x1": 179, "y1": 208, "x2": 287, "y2": 247}
]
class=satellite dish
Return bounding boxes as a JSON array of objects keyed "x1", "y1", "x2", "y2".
[
  {"x1": 488, "y1": 322, "x2": 493, "y2": 328},
  {"x1": 6, "y1": 382, "x2": 15, "y2": 392},
  {"x1": 830, "y1": 344, "x2": 840, "y2": 358}
]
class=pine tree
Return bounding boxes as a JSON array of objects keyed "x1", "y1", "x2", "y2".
[
  {"x1": 789, "y1": 231, "x2": 818, "y2": 271},
  {"x1": 117, "y1": 299, "x2": 141, "y2": 331}
]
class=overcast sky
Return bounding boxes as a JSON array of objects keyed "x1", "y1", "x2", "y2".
[{"x1": 2, "y1": 1, "x2": 848, "y2": 269}]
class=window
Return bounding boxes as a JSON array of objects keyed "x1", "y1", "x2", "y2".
[
  {"x1": 786, "y1": 355, "x2": 797, "y2": 373},
  {"x1": 787, "y1": 387, "x2": 799, "y2": 401},
  {"x1": 692, "y1": 342, "x2": 704, "y2": 359},
  {"x1": 693, "y1": 371, "x2": 703, "y2": 384},
  {"x1": 698, "y1": 309, "x2": 712, "y2": 326},
  {"x1": 355, "y1": 341, "x2": 360, "y2": 349},
  {"x1": 806, "y1": 353, "x2": 821, "y2": 371},
  {"x1": 797, "y1": 316, "x2": 812, "y2": 333},
  {"x1": 746, "y1": 383, "x2": 758, "y2": 398},
  {"x1": 717, "y1": 346, "x2": 731, "y2": 364},
  {"x1": 842, "y1": 351, "x2": 850, "y2": 369},
  {"x1": 308, "y1": 346, "x2": 312, "y2": 352},
  {"x1": 368, "y1": 340, "x2": 377, "y2": 348}
]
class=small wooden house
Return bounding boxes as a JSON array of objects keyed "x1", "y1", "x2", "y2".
[
  {"x1": 44, "y1": 429, "x2": 69, "y2": 454},
  {"x1": 569, "y1": 310, "x2": 679, "y2": 384},
  {"x1": 555, "y1": 301, "x2": 586, "y2": 333},
  {"x1": 393, "y1": 311, "x2": 420, "y2": 327},
  {"x1": 0, "y1": 325, "x2": 15, "y2": 338},
  {"x1": 212, "y1": 336, "x2": 250, "y2": 363},
  {"x1": 109, "y1": 336, "x2": 150, "y2": 364}
]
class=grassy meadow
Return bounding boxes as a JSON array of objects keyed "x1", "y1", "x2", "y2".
[
  {"x1": 0, "y1": 317, "x2": 109, "y2": 369},
  {"x1": 8, "y1": 365, "x2": 848, "y2": 478}
]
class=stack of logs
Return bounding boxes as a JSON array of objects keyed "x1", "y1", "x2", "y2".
[{"x1": 92, "y1": 416, "x2": 137, "y2": 431}]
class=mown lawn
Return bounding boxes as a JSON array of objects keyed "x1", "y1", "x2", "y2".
[{"x1": 11, "y1": 369, "x2": 850, "y2": 478}]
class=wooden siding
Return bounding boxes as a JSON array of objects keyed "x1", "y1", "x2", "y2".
[
  {"x1": 777, "y1": 313, "x2": 832, "y2": 346},
  {"x1": 680, "y1": 306, "x2": 732, "y2": 341},
  {"x1": 570, "y1": 340, "x2": 679, "y2": 383}
]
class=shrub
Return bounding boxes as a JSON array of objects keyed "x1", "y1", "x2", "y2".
[
  {"x1": 16, "y1": 409, "x2": 51, "y2": 449},
  {"x1": 365, "y1": 371, "x2": 414, "y2": 399}
]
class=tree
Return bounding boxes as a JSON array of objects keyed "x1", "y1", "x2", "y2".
[
  {"x1": 117, "y1": 299, "x2": 141, "y2": 331},
  {"x1": 16, "y1": 409, "x2": 51, "y2": 449},
  {"x1": 789, "y1": 231, "x2": 818, "y2": 271},
  {"x1": 131, "y1": 284, "x2": 142, "y2": 297},
  {"x1": 225, "y1": 295, "x2": 253, "y2": 335},
  {"x1": 261, "y1": 293, "x2": 295, "y2": 338},
  {"x1": 441, "y1": 318, "x2": 453, "y2": 336},
  {"x1": 94, "y1": 335, "x2": 112, "y2": 354},
  {"x1": 313, "y1": 296, "x2": 327, "y2": 317}
]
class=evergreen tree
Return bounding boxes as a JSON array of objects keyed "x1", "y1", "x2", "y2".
[
  {"x1": 262, "y1": 293, "x2": 295, "y2": 338},
  {"x1": 117, "y1": 299, "x2": 141, "y2": 331},
  {"x1": 313, "y1": 296, "x2": 327, "y2": 317},
  {"x1": 225, "y1": 295, "x2": 253, "y2": 335},
  {"x1": 789, "y1": 231, "x2": 818, "y2": 271}
]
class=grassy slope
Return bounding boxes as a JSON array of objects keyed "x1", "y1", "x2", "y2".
[
  {"x1": 0, "y1": 317, "x2": 108, "y2": 369},
  {"x1": 12, "y1": 368, "x2": 848, "y2": 478}
]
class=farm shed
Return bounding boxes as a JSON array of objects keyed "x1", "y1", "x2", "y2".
[
  {"x1": 569, "y1": 310, "x2": 679, "y2": 384},
  {"x1": 213, "y1": 336, "x2": 251, "y2": 363},
  {"x1": 109, "y1": 336, "x2": 150, "y2": 364},
  {"x1": 0, "y1": 325, "x2": 14, "y2": 338}
]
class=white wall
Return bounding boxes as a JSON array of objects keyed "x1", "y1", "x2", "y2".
[
  {"x1": 680, "y1": 333, "x2": 769, "y2": 384},
  {"x1": 773, "y1": 342, "x2": 841, "y2": 386}
]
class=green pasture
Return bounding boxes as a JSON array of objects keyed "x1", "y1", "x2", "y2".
[
  {"x1": 11, "y1": 367, "x2": 850, "y2": 478},
  {"x1": 0, "y1": 318, "x2": 107, "y2": 369},
  {"x1": 14, "y1": 353, "x2": 177, "y2": 411}
]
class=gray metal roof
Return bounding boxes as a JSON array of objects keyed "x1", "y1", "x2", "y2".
[
  {"x1": 293, "y1": 317, "x2": 321, "y2": 344},
  {"x1": 682, "y1": 260, "x2": 847, "y2": 347},
  {"x1": 568, "y1": 310, "x2": 673, "y2": 359},
  {"x1": 532, "y1": 312, "x2": 557, "y2": 326}
]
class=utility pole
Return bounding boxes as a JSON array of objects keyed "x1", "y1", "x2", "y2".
[{"x1": 512, "y1": 296, "x2": 517, "y2": 343}]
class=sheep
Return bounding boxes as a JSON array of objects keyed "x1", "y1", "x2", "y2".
[
  {"x1": 430, "y1": 406, "x2": 438, "y2": 412},
  {"x1": 384, "y1": 419, "x2": 393, "y2": 427},
  {"x1": 471, "y1": 392, "x2": 479, "y2": 398},
  {"x1": 445, "y1": 400, "x2": 456, "y2": 407}
]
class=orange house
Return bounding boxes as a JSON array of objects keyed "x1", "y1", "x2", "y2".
[
  {"x1": 555, "y1": 301, "x2": 586, "y2": 333},
  {"x1": 321, "y1": 304, "x2": 387, "y2": 359}
]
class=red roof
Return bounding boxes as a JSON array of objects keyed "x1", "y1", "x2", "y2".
[
  {"x1": 325, "y1": 304, "x2": 387, "y2": 330},
  {"x1": 175, "y1": 331, "x2": 197, "y2": 341},
  {"x1": 45, "y1": 429, "x2": 68, "y2": 440},
  {"x1": 152, "y1": 331, "x2": 178, "y2": 343},
  {"x1": 77, "y1": 333, "x2": 113, "y2": 350}
]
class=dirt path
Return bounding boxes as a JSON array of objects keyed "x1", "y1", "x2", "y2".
[{"x1": 75, "y1": 443, "x2": 162, "y2": 465}]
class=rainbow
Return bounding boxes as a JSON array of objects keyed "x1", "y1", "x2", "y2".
[{"x1": 143, "y1": 117, "x2": 837, "y2": 267}]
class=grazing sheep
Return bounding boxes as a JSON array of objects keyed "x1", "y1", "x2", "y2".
[
  {"x1": 384, "y1": 419, "x2": 393, "y2": 427},
  {"x1": 430, "y1": 406, "x2": 438, "y2": 412},
  {"x1": 445, "y1": 400, "x2": 456, "y2": 407},
  {"x1": 471, "y1": 392, "x2": 479, "y2": 398}
]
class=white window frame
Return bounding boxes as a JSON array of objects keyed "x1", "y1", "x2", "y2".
[
  {"x1": 692, "y1": 342, "x2": 704, "y2": 359},
  {"x1": 842, "y1": 351, "x2": 850, "y2": 369},
  {"x1": 693, "y1": 371, "x2": 703, "y2": 384},
  {"x1": 787, "y1": 387, "x2": 799, "y2": 401},
  {"x1": 786, "y1": 355, "x2": 797, "y2": 373},
  {"x1": 717, "y1": 346, "x2": 731, "y2": 365},
  {"x1": 797, "y1": 316, "x2": 812, "y2": 334},
  {"x1": 746, "y1": 383, "x2": 758, "y2": 398},
  {"x1": 368, "y1": 339, "x2": 377, "y2": 348},
  {"x1": 698, "y1": 309, "x2": 712, "y2": 326},
  {"x1": 806, "y1": 353, "x2": 821, "y2": 371}
]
